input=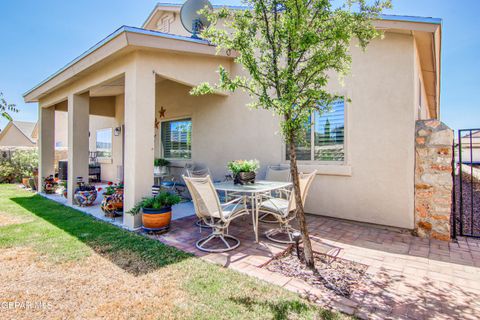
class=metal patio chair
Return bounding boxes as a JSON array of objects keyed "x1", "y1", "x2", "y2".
[
  {"x1": 260, "y1": 171, "x2": 317, "y2": 244},
  {"x1": 259, "y1": 165, "x2": 292, "y2": 223},
  {"x1": 184, "y1": 175, "x2": 248, "y2": 252}
]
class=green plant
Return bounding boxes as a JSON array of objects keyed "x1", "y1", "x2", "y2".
[
  {"x1": 128, "y1": 192, "x2": 181, "y2": 215},
  {"x1": 227, "y1": 160, "x2": 260, "y2": 175},
  {"x1": 191, "y1": 0, "x2": 390, "y2": 269},
  {"x1": 0, "y1": 149, "x2": 38, "y2": 183},
  {"x1": 154, "y1": 158, "x2": 170, "y2": 167},
  {"x1": 103, "y1": 182, "x2": 123, "y2": 196},
  {"x1": 0, "y1": 92, "x2": 18, "y2": 120}
]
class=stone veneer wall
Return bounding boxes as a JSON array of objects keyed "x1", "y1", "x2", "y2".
[{"x1": 414, "y1": 120, "x2": 453, "y2": 241}]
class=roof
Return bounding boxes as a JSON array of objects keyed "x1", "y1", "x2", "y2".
[
  {"x1": 0, "y1": 121, "x2": 37, "y2": 144},
  {"x1": 12, "y1": 121, "x2": 36, "y2": 141},
  {"x1": 23, "y1": 26, "x2": 213, "y2": 99},
  {"x1": 143, "y1": 2, "x2": 442, "y2": 28}
]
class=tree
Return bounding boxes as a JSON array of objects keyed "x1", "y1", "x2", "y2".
[
  {"x1": 192, "y1": 0, "x2": 391, "y2": 269},
  {"x1": 0, "y1": 92, "x2": 18, "y2": 121}
]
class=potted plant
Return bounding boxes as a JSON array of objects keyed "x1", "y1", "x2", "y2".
[
  {"x1": 154, "y1": 158, "x2": 170, "y2": 175},
  {"x1": 227, "y1": 160, "x2": 260, "y2": 185},
  {"x1": 73, "y1": 177, "x2": 98, "y2": 206},
  {"x1": 101, "y1": 182, "x2": 124, "y2": 216},
  {"x1": 42, "y1": 175, "x2": 58, "y2": 194},
  {"x1": 58, "y1": 181, "x2": 68, "y2": 198},
  {"x1": 128, "y1": 192, "x2": 181, "y2": 232}
]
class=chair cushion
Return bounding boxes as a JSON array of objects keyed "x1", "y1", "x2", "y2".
[
  {"x1": 259, "y1": 198, "x2": 290, "y2": 216},
  {"x1": 212, "y1": 204, "x2": 245, "y2": 219}
]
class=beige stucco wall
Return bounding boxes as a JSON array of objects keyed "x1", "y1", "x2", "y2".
[
  {"x1": 54, "y1": 110, "x2": 120, "y2": 182},
  {"x1": 0, "y1": 124, "x2": 36, "y2": 147},
  {"x1": 150, "y1": 31, "x2": 417, "y2": 229},
  {"x1": 36, "y1": 28, "x2": 422, "y2": 229},
  {"x1": 414, "y1": 39, "x2": 431, "y2": 120}
]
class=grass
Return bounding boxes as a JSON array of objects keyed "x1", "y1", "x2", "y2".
[{"x1": 0, "y1": 185, "x2": 350, "y2": 319}]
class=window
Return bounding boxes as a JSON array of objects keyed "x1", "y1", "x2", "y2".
[
  {"x1": 161, "y1": 118, "x2": 192, "y2": 159},
  {"x1": 96, "y1": 128, "x2": 113, "y2": 159},
  {"x1": 287, "y1": 99, "x2": 345, "y2": 162}
]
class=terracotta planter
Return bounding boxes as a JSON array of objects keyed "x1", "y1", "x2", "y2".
[
  {"x1": 22, "y1": 178, "x2": 30, "y2": 188},
  {"x1": 234, "y1": 171, "x2": 256, "y2": 185},
  {"x1": 142, "y1": 207, "x2": 172, "y2": 231}
]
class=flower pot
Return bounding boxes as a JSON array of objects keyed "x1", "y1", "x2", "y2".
[
  {"x1": 101, "y1": 189, "x2": 124, "y2": 216},
  {"x1": 22, "y1": 178, "x2": 30, "y2": 188},
  {"x1": 73, "y1": 190, "x2": 97, "y2": 207},
  {"x1": 234, "y1": 171, "x2": 256, "y2": 185},
  {"x1": 154, "y1": 166, "x2": 168, "y2": 175},
  {"x1": 142, "y1": 206, "x2": 172, "y2": 232}
]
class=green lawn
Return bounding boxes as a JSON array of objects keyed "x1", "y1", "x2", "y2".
[{"x1": 0, "y1": 185, "x2": 349, "y2": 319}]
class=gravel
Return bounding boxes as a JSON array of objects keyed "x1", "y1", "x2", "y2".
[
  {"x1": 264, "y1": 247, "x2": 368, "y2": 297},
  {"x1": 453, "y1": 173, "x2": 480, "y2": 237}
]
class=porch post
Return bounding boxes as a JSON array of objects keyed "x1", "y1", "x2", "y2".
[
  {"x1": 67, "y1": 93, "x2": 90, "y2": 205},
  {"x1": 123, "y1": 59, "x2": 155, "y2": 230},
  {"x1": 38, "y1": 105, "x2": 55, "y2": 192}
]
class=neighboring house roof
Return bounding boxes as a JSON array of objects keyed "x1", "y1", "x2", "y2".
[{"x1": 0, "y1": 120, "x2": 37, "y2": 145}]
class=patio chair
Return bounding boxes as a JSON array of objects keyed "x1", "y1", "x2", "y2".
[
  {"x1": 184, "y1": 175, "x2": 248, "y2": 252},
  {"x1": 259, "y1": 165, "x2": 292, "y2": 223},
  {"x1": 260, "y1": 171, "x2": 317, "y2": 244},
  {"x1": 186, "y1": 166, "x2": 216, "y2": 227}
]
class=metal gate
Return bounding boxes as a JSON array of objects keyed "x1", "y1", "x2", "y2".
[{"x1": 453, "y1": 129, "x2": 480, "y2": 238}]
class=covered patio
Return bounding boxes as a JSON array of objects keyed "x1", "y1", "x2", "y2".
[{"x1": 25, "y1": 27, "x2": 234, "y2": 230}]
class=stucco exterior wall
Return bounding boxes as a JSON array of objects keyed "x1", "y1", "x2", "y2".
[
  {"x1": 414, "y1": 39, "x2": 431, "y2": 120},
  {"x1": 151, "y1": 32, "x2": 417, "y2": 229},
  {"x1": 36, "y1": 29, "x2": 422, "y2": 229},
  {"x1": 0, "y1": 124, "x2": 35, "y2": 147}
]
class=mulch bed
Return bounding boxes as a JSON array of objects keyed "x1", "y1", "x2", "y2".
[
  {"x1": 264, "y1": 246, "x2": 367, "y2": 297},
  {"x1": 453, "y1": 172, "x2": 480, "y2": 236}
]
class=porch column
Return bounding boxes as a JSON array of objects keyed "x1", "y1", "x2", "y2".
[
  {"x1": 67, "y1": 93, "x2": 90, "y2": 205},
  {"x1": 38, "y1": 105, "x2": 55, "y2": 192},
  {"x1": 123, "y1": 60, "x2": 155, "y2": 230}
]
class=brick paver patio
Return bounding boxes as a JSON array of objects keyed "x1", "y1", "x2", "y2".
[{"x1": 146, "y1": 214, "x2": 480, "y2": 319}]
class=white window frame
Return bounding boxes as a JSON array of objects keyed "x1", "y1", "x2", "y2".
[
  {"x1": 282, "y1": 97, "x2": 351, "y2": 176},
  {"x1": 160, "y1": 116, "x2": 193, "y2": 161},
  {"x1": 95, "y1": 127, "x2": 113, "y2": 163}
]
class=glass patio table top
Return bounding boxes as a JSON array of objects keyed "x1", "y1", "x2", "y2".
[{"x1": 214, "y1": 180, "x2": 292, "y2": 193}]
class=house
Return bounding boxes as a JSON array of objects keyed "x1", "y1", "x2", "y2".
[
  {"x1": 23, "y1": 3, "x2": 442, "y2": 231},
  {"x1": 0, "y1": 121, "x2": 37, "y2": 147},
  {"x1": 456, "y1": 130, "x2": 480, "y2": 165}
]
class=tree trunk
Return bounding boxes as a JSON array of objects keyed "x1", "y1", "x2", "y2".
[{"x1": 288, "y1": 133, "x2": 316, "y2": 270}]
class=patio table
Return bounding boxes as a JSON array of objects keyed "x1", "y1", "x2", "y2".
[{"x1": 214, "y1": 180, "x2": 293, "y2": 243}]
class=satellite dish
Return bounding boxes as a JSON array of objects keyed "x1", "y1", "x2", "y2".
[{"x1": 180, "y1": 0, "x2": 213, "y2": 39}]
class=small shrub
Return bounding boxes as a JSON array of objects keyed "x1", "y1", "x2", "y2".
[{"x1": 0, "y1": 149, "x2": 38, "y2": 183}]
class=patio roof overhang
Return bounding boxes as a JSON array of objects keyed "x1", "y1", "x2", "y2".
[{"x1": 23, "y1": 26, "x2": 234, "y2": 103}]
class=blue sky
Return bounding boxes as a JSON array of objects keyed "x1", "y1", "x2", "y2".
[{"x1": 0, "y1": 0, "x2": 478, "y2": 131}]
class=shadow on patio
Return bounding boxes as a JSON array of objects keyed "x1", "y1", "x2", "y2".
[{"x1": 11, "y1": 194, "x2": 192, "y2": 276}]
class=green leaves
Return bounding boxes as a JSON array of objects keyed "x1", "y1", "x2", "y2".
[
  {"x1": 191, "y1": 0, "x2": 389, "y2": 138},
  {"x1": 0, "y1": 92, "x2": 18, "y2": 121}
]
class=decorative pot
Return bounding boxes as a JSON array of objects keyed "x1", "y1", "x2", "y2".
[
  {"x1": 74, "y1": 190, "x2": 97, "y2": 207},
  {"x1": 142, "y1": 206, "x2": 172, "y2": 232},
  {"x1": 101, "y1": 190, "x2": 124, "y2": 217},
  {"x1": 234, "y1": 172, "x2": 256, "y2": 185},
  {"x1": 43, "y1": 183, "x2": 57, "y2": 194},
  {"x1": 22, "y1": 178, "x2": 30, "y2": 188},
  {"x1": 154, "y1": 166, "x2": 168, "y2": 175}
]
